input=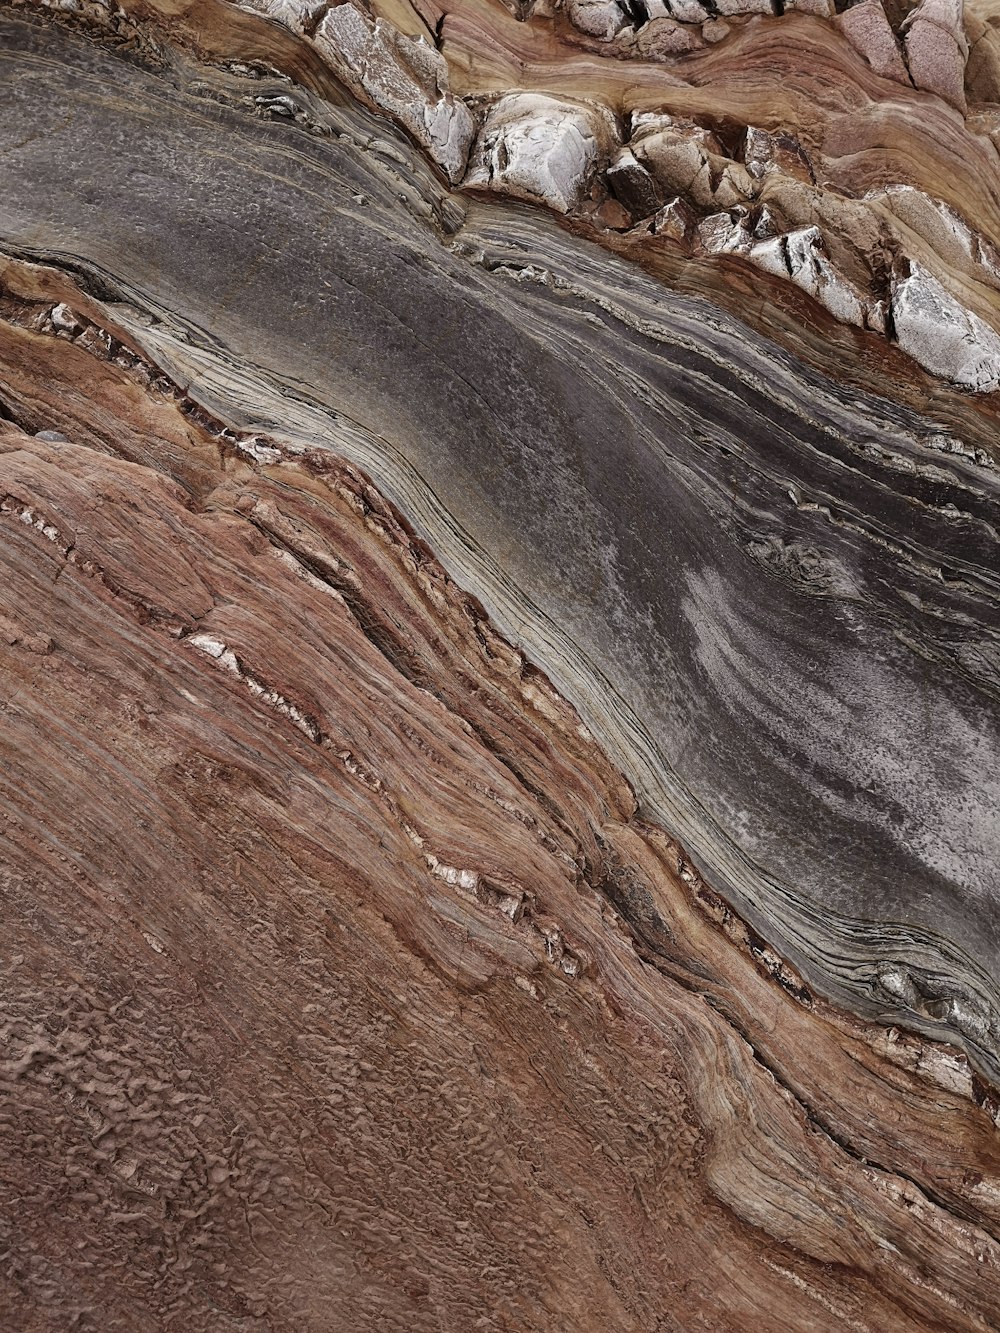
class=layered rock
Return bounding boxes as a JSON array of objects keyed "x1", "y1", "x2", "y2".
[
  {"x1": 2, "y1": 235, "x2": 1000, "y2": 1332},
  {"x1": 4, "y1": 1, "x2": 1000, "y2": 1327}
]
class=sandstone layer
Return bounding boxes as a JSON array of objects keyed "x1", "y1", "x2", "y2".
[{"x1": 3, "y1": 0, "x2": 1000, "y2": 1326}]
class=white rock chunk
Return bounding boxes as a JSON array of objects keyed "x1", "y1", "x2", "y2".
[
  {"x1": 784, "y1": 0, "x2": 835, "y2": 15},
  {"x1": 238, "y1": 0, "x2": 326, "y2": 31},
  {"x1": 567, "y1": 0, "x2": 631, "y2": 38},
  {"x1": 871, "y1": 184, "x2": 1000, "y2": 289},
  {"x1": 313, "y1": 4, "x2": 474, "y2": 183},
  {"x1": 650, "y1": 196, "x2": 696, "y2": 241},
  {"x1": 712, "y1": 0, "x2": 774, "y2": 14},
  {"x1": 698, "y1": 210, "x2": 754, "y2": 255},
  {"x1": 764, "y1": 227, "x2": 887, "y2": 332},
  {"x1": 891, "y1": 261, "x2": 1000, "y2": 391},
  {"x1": 667, "y1": 0, "x2": 711, "y2": 20},
  {"x1": 631, "y1": 117, "x2": 741, "y2": 209},
  {"x1": 706, "y1": 219, "x2": 880, "y2": 331},
  {"x1": 465, "y1": 95, "x2": 618, "y2": 214}
]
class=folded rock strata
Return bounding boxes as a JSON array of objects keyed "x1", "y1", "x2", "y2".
[
  {"x1": 4, "y1": 0, "x2": 1000, "y2": 1326},
  {"x1": 168, "y1": 0, "x2": 1000, "y2": 397},
  {"x1": 3, "y1": 240, "x2": 1000, "y2": 1331}
]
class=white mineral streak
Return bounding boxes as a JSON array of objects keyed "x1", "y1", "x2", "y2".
[
  {"x1": 188, "y1": 632, "x2": 321, "y2": 738},
  {"x1": 891, "y1": 261, "x2": 1000, "y2": 390},
  {"x1": 465, "y1": 94, "x2": 618, "y2": 214},
  {"x1": 312, "y1": 4, "x2": 474, "y2": 183}
]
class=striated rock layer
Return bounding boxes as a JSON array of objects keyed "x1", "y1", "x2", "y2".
[
  {"x1": 3, "y1": 0, "x2": 1000, "y2": 1326},
  {"x1": 4, "y1": 242, "x2": 1000, "y2": 1332}
]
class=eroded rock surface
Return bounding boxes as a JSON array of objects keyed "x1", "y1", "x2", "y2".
[
  {"x1": 465, "y1": 93, "x2": 618, "y2": 211},
  {"x1": 313, "y1": 3, "x2": 474, "y2": 181},
  {"x1": 4, "y1": 1, "x2": 1000, "y2": 1328}
]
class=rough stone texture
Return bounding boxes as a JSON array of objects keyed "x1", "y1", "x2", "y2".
[
  {"x1": 2, "y1": 243, "x2": 1000, "y2": 1333},
  {"x1": 465, "y1": 93, "x2": 618, "y2": 211},
  {"x1": 891, "y1": 259, "x2": 1000, "y2": 388},
  {"x1": 313, "y1": 3, "x2": 474, "y2": 181},
  {"x1": 4, "y1": 0, "x2": 1000, "y2": 1326},
  {"x1": 607, "y1": 147, "x2": 662, "y2": 216},
  {"x1": 835, "y1": 0, "x2": 911, "y2": 82},
  {"x1": 902, "y1": 0, "x2": 971, "y2": 110},
  {"x1": 567, "y1": 0, "x2": 630, "y2": 38},
  {"x1": 238, "y1": 0, "x2": 325, "y2": 31}
]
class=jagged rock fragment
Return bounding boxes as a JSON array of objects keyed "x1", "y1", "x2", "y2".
[
  {"x1": 713, "y1": 0, "x2": 774, "y2": 13},
  {"x1": 607, "y1": 148, "x2": 661, "y2": 218},
  {"x1": 891, "y1": 259, "x2": 1000, "y2": 389},
  {"x1": 784, "y1": 0, "x2": 835, "y2": 15},
  {"x1": 631, "y1": 117, "x2": 751, "y2": 209},
  {"x1": 635, "y1": 16, "x2": 703, "y2": 53},
  {"x1": 703, "y1": 216, "x2": 879, "y2": 328},
  {"x1": 668, "y1": 0, "x2": 711, "y2": 19},
  {"x1": 312, "y1": 4, "x2": 474, "y2": 183},
  {"x1": 650, "y1": 195, "x2": 697, "y2": 240},
  {"x1": 743, "y1": 127, "x2": 813, "y2": 183},
  {"x1": 835, "y1": 0, "x2": 910, "y2": 83},
  {"x1": 872, "y1": 183, "x2": 1000, "y2": 291},
  {"x1": 698, "y1": 209, "x2": 755, "y2": 254},
  {"x1": 237, "y1": 0, "x2": 325, "y2": 30},
  {"x1": 566, "y1": 0, "x2": 630, "y2": 39}
]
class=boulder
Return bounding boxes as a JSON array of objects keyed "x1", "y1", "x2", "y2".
[{"x1": 465, "y1": 95, "x2": 619, "y2": 214}]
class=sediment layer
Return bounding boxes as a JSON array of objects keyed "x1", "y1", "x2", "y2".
[{"x1": 4, "y1": 0, "x2": 1000, "y2": 1325}]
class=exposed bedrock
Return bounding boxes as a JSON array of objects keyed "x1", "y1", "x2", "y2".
[
  {"x1": 3, "y1": 16, "x2": 1000, "y2": 1085},
  {"x1": 4, "y1": 272, "x2": 1000, "y2": 1327}
]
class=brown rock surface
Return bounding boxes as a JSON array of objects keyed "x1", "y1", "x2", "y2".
[
  {"x1": 5, "y1": 2, "x2": 1000, "y2": 1326},
  {"x1": 1, "y1": 252, "x2": 1000, "y2": 1329}
]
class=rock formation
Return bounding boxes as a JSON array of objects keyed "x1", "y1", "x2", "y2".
[{"x1": 3, "y1": 0, "x2": 1000, "y2": 1326}]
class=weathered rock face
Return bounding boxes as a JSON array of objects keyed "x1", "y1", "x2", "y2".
[
  {"x1": 312, "y1": 3, "x2": 474, "y2": 182},
  {"x1": 892, "y1": 258, "x2": 1000, "y2": 388},
  {"x1": 4, "y1": 0, "x2": 1000, "y2": 1327},
  {"x1": 465, "y1": 93, "x2": 619, "y2": 212},
  {"x1": 836, "y1": 0, "x2": 911, "y2": 81}
]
